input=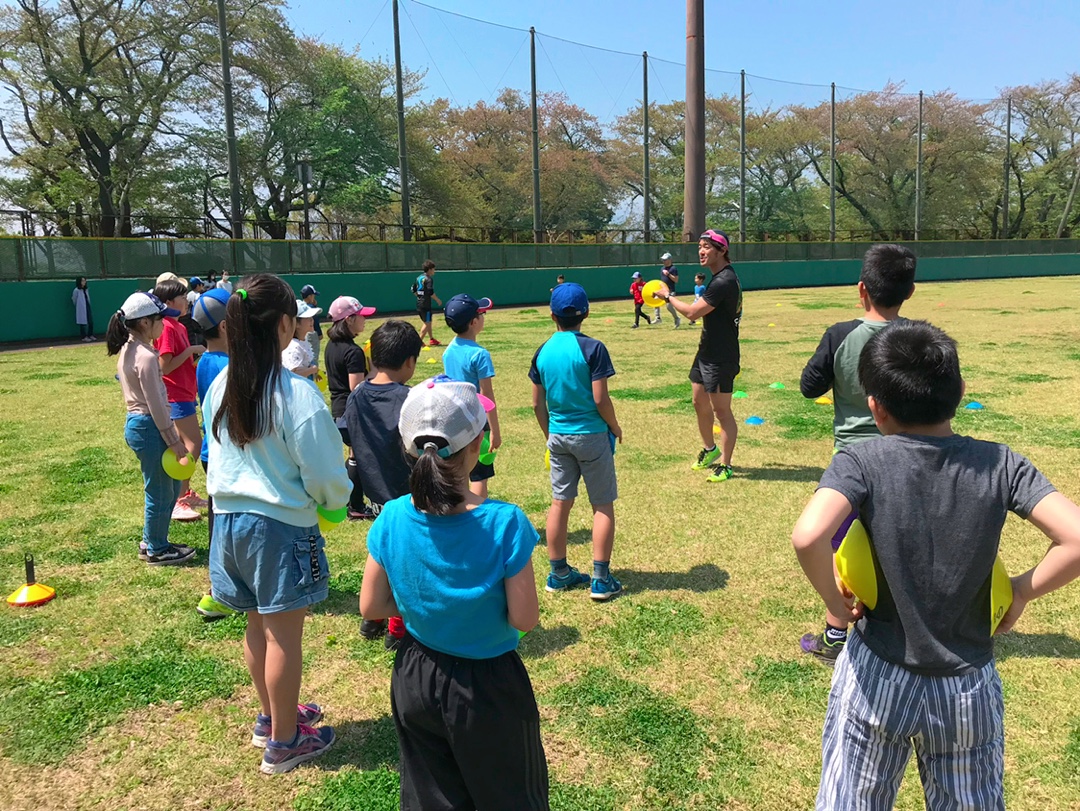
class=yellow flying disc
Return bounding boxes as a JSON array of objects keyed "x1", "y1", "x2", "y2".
[
  {"x1": 316, "y1": 374, "x2": 328, "y2": 393},
  {"x1": 991, "y1": 556, "x2": 1013, "y2": 633},
  {"x1": 162, "y1": 449, "x2": 195, "y2": 480},
  {"x1": 641, "y1": 280, "x2": 669, "y2": 309},
  {"x1": 835, "y1": 518, "x2": 877, "y2": 610}
]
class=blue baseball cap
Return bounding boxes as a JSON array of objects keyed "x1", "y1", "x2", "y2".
[
  {"x1": 188, "y1": 276, "x2": 206, "y2": 288},
  {"x1": 192, "y1": 288, "x2": 231, "y2": 330},
  {"x1": 300, "y1": 284, "x2": 320, "y2": 297},
  {"x1": 444, "y1": 294, "x2": 493, "y2": 330},
  {"x1": 550, "y1": 282, "x2": 589, "y2": 316}
]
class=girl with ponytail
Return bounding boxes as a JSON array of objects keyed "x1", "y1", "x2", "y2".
[
  {"x1": 203, "y1": 274, "x2": 350, "y2": 775},
  {"x1": 108, "y1": 292, "x2": 196, "y2": 566},
  {"x1": 359, "y1": 376, "x2": 548, "y2": 809}
]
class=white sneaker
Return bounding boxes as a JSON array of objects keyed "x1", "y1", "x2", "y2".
[{"x1": 171, "y1": 503, "x2": 201, "y2": 522}]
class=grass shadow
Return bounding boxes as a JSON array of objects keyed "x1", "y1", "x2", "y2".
[
  {"x1": 740, "y1": 464, "x2": 825, "y2": 483},
  {"x1": 618, "y1": 563, "x2": 729, "y2": 593},
  {"x1": 536, "y1": 527, "x2": 592, "y2": 546},
  {"x1": 995, "y1": 632, "x2": 1080, "y2": 660},
  {"x1": 313, "y1": 715, "x2": 400, "y2": 772},
  {"x1": 519, "y1": 623, "x2": 581, "y2": 658}
]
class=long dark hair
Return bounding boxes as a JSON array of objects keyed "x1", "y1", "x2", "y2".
[
  {"x1": 212, "y1": 274, "x2": 297, "y2": 448},
  {"x1": 75, "y1": 276, "x2": 87, "y2": 290},
  {"x1": 106, "y1": 312, "x2": 157, "y2": 356},
  {"x1": 409, "y1": 441, "x2": 467, "y2": 515},
  {"x1": 327, "y1": 317, "x2": 354, "y2": 342}
]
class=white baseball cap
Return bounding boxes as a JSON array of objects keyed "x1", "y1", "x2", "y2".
[
  {"x1": 120, "y1": 292, "x2": 179, "y2": 320},
  {"x1": 296, "y1": 299, "x2": 322, "y2": 319},
  {"x1": 660, "y1": 252, "x2": 673, "y2": 260},
  {"x1": 399, "y1": 375, "x2": 495, "y2": 459}
]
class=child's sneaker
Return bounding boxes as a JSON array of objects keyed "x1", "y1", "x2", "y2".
[
  {"x1": 196, "y1": 594, "x2": 236, "y2": 621},
  {"x1": 590, "y1": 575, "x2": 623, "y2": 601},
  {"x1": 360, "y1": 618, "x2": 387, "y2": 640},
  {"x1": 691, "y1": 446, "x2": 721, "y2": 470},
  {"x1": 180, "y1": 489, "x2": 208, "y2": 509},
  {"x1": 146, "y1": 544, "x2": 196, "y2": 566},
  {"x1": 800, "y1": 631, "x2": 845, "y2": 664},
  {"x1": 259, "y1": 724, "x2": 335, "y2": 773},
  {"x1": 428, "y1": 339, "x2": 441, "y2": 347},
  {"x1": 545, "y1": 567, "x2": 591, "y2": 593},
  {"x1": 707, "y1": 464, "x2": 735, "y2": 483},
  {"x1": 171, "y1": 502, "x2": 201, "y2": 522},
  {"x1": 251, "y1": 704, "x2": 325, "y2": 748},
  {"x1": 138, "y1": 541, "x2": 149, "y2": 561}
]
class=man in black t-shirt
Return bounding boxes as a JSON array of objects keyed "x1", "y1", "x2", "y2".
[
  {"x1": 659, "y1": 229, "x2": 742, "y2": 483},
  {"x1": 415, "y1": 260, "x2": 444, "y2": 347}
]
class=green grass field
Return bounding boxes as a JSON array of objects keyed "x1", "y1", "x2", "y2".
[{"x1": 2, "y1": 275, "x2": 1080, "y2": 810}]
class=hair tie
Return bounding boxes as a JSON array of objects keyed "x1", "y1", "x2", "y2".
[
  {"x1": 236, "y1": 288, "x2": 248, "y2": 300},
  {"x1": 422, "y1": 442, "x2": 438, "y2": 453}
]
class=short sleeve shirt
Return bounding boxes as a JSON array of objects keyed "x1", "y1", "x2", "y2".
[
  {"x1": 343, "y1": 380, "x2": 413, "y2": 507},
  {"x1": 416, "y1": 276, "x2": 434, "y2": 310},
  {"x1": 442, "y1": 338, "x2": 495, "y2": 392},
  {"x1": 282, "y1": 338, "x2": 314, "y2": 372},
  {"x1": 323, "y1": 338, "x2": 368, "y2": 419},
  {"x1": 528, "y1": 331, "x2": 615, "y2": 435},
  {"x1": 698, "y1": 265, "x2": 742, "y2": 365},
  {"x1": 196, "y1": 351, "x2": 229, "y2": 462},
  {"x1": 820, "y1": 433, "x2": 1056, "y2": 675},
  {"x1": 661, "y1": 265, "x2": 679, "y2": 293},
  {"x1": 366, "y1": 496, "x2": 538, "y2": 659},
  {"x1": 154, "y1": 317, "x2": 197, "y2": 402}
]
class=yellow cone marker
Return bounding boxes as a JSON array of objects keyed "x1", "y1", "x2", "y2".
[{"x1": 815, "y1": 395, "x2": 833, "y2": 405}]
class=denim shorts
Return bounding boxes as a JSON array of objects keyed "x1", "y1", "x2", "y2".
[
  {"x1": 170, "y1": 400, "x2": 198, "y2": 419},
  {"x1": 548, "y1": 432, "x2": 617, "y2": 505},
  {"x1": 209, "y1": 512, "x2": 330, "y2": 614}
]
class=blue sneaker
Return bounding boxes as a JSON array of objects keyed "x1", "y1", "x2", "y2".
[
  {"x1": 251, "y1": 703, "x2": 325, "y2": 748},
  {"x1": 546, "y1": 567, "x2": 591, "y2": 593},
  {"x1": 259, "y1": 724, "x2": 335, "y2": 774},
  {"x1": 590, "y1": 575, "x2": 623, "y2": 601}
]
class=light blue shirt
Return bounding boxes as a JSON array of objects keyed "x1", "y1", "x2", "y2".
[
  {"x1": 196, "y1": 351, "x2": 229, "y2": 463},
  {"x1": 205, "y1": 371, "x2": 351, "y2": 527},
  {"x1": 366, "y1": 496, "x2": 537, "y2": 659},
  {"x1": 442, "y1": 336, "x2": 495, "y2": 392},
  {"x1": 528, "y1": 331, "x2": 615, "y2": 435}
]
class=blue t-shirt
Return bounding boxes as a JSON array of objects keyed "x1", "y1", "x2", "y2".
[
  {"x1": 196, "y1": 351, "x2": 229, "y2": 462},
  {"x1": 442, "y1": 337, "x2": 495, "y2": 392},
  {"x1": 528, "y1": 331, "x2": 615, "y2": 435},
  {"x1": 366, "y1": 496, "x2": 538, "y2": 659},
  {"x1": 694, "y1": 283, "x2": 707, "y2": 299}
]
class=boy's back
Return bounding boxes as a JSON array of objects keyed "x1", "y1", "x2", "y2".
[
  {"x1": 801, "y1": 318, "x2": 896, "y2": 448},
  {"x1": 824, "y1": 433, "x2": 1054, "y2": 674},
  {"x1": 442, "y1": 337, "x2": 494, "y2": 392},
  {"x1": 343, "y1": 380, "x2": 413, "y2": 511},
  {"x1": 529, "y1": 331, "x2": 614, "y2": 434}
]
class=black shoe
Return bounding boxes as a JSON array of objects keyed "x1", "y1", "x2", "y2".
[
  {"x1": 146, "y1": 544, "x2": 196, "y2": 566},
  {"x1": 360, "y1": 618, "x2": 387, "y2": 640},
  {"x1": 347, "y1": 507, "x2": 376, "y2": 521},
  {"x1": 384, "y1": 633, "x2": 402, "y2": 651}
]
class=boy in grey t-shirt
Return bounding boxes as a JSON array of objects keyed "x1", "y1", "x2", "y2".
[{"x1": 792, "y1": 321, "x2": 1080, "y2": 810}]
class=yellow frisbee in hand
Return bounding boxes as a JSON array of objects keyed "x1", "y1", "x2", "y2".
[
  {"x1": 991, "y1": 556, "x2": 1012, "y2": 633},
  {"x1": 641, "y1": 280, "x2": 669, "y2": 309},
  {"x1": 835, "y1": 518, "x2": 877, "y2": 610},
  {"x1": 162, "y1": 449, "x2": 195, "y2": 480},
  {"x1": 316, "y1": 375, "x2": 328, "y2": 393}
]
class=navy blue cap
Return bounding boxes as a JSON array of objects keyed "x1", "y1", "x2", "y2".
[
  {"x1": 550, "y1": 282, "x2": 589, "y2": 316},
  {"x1": 300, "y1": 284, "x2": 320, "y2": 297},
  {"x1": 444, "y1": 294, "x2": 493, "y2": 330}
]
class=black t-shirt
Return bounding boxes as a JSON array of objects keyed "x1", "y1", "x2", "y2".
[
  {"x1": 661, "y1": 265, "x2": 679, "y2": 294},
  {"x1": 416, "y1": 275, "x2": 434, "y2": 310},
  {"x1": 698, "y1": 265, "x2": 742, "y2": 364},
  {"x1": 324, "y1": 337, "x2": 368, "y2": 418},
  {"x1": 343, "y1": 380, "x2": 414, "y2": 509}
]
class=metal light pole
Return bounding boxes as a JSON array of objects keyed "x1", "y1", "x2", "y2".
[
  {"x1": 739, "y1": 69, "x2": 746, "y2": 243},
  {"x1": 915, "y1": 90, "x2": 923, "y2": 241},
  {"x1": 530, "y1": 27, "x2": 542, "y2": 244},
  {"x1": 393, "y1": 0, "x2": 412, "y2": 241},
  {"x1": 216, "y1": 0, "x2": 242, "y2": 242},
  {"x1": 643, "y1": 51, "x2": 651, "y2": 243},
  {"x1": 683, "y1": 0, "x2": 705, "y2": 241}
]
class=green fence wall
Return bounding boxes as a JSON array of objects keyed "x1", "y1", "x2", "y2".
[{"x1": 3, "y1": 253, "x2": 1077, "y2": 345}]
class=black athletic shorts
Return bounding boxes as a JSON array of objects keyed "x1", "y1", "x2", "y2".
[{"x1": 688, "y1": 353, "x2": 739, "y2": 394}]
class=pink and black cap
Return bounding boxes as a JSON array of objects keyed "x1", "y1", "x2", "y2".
[{"x1": 699, "y1": 229, "x2": 730, "y2": 250}]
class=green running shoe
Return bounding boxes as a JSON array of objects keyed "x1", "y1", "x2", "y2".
[
  {"x1": 707, "y1": 464, "x2": 735, "y2": 483},
  {"x1": 197, "y1": 594, "x2": 236, "y2": 622},
  {"x1": 691, "y1": 446, "x2": 721, "y2": 470}
]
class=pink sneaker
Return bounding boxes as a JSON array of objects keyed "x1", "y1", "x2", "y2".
[
  {"x1": 179, "y1": 489, "x2": 208, "y2": 509},
  {"x1": 171, "y1": 502, "x2": 201, "y2": 522},
  {"x1": 259, "y1": 724, "x2": 335, "y2": 774}
]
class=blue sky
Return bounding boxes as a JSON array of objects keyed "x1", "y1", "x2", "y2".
[{"x1": 283, "y1": 0, "x2": 1079, "y2": 113}]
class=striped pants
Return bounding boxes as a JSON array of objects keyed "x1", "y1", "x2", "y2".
[{"x1": 817, "y1": 632, "x2": 1004, "y2": 811}]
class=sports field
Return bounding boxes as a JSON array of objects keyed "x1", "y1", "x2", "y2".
[{"x1": 1, "y1": 274, "x2": 1079, "y2": 810}]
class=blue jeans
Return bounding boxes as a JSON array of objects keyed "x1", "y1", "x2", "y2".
[{"x1": 124, "y1": 414, "x2": 182, "y2": 555}]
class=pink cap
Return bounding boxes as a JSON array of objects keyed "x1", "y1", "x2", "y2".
[
  {"x1": 699, "y1": 229, "x2": 730, "y2": 249},
  {"x1": 328, "y1": 295, "x2": 376, "y2": 321}
]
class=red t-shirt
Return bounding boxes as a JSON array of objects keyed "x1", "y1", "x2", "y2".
[
  {"x1": 630, "y1": 280, "x2": 645, "y2": 304},
  {"x1": 154, "y1": 317, "x2": 197, "y2": 403}
]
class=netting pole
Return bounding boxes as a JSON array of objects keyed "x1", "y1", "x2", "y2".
[
  {"x1": 393, "y1": 0, "x2": 412, "y2": 242},
  {"x1": 1002, "y1": 97, "x2": 1011, "y2": 239},
  {"x1": 830, "y1": 82, "x2": 836, "y2": 243},
  {"x1": 530, "y1": 27, "x2": 542, "y2": 244},
  {"x1": 915, "y1": 90, "x2": 923, "y2": 241},
  {"x1": 216, "y1": 0, "x2": 242, "y2": 250},
  {"x1": 643, "y1": 52, "x2": 651, "y2": 244},
  {"x1": 683, "y1": 0, "x2": 705, "y2": 241},
  {"x1": 739, "y1": 69, "x2": 746, "y2": 243}
]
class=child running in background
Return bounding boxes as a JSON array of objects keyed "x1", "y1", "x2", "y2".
[
  {"x1": 629, "y1": 271, "x2": 647, "y2": 328},
  {"x1": 300, "y1": 285, "x2": 322, "y2": 370},
  {"x1": 530, "y1": 283, "x2": 624, "y2": 601},
  {"x1": 106, "y1": 293, "x2": 196, "y2": 566},
  {"x1": 205, "y1": 275, "x2": 350, "y2": 775},
  {"x1": 191, "y1": 288, "x2": 234, "y2": 621},
  {"x1": 797, "y1": 243, "x2": 916, "y2": 663},
  {"x1": 359, "y1": 377, "x2": 548, "y2": 810},
  {"x1": 792, "y1": 320, "x2": 1080, "y2": 810},
  {"x1": 325, "y1": 295, "x2": 376, "y2": 520},
  {"x1": 344, "y1": 319, "x2": 423, "y2": 647},
  {"x1": 442, "y1": 294, "x2": 501, "y2": 498},
  {"x1": 152, "y1": 278, "x2": 206, "y2": 520},
  {"x1": 689, "y1": 272, "x2": 706, "y2": 326},
  {"x1": 282, "y1": 298, "x2": 321, "y2": 383}
]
